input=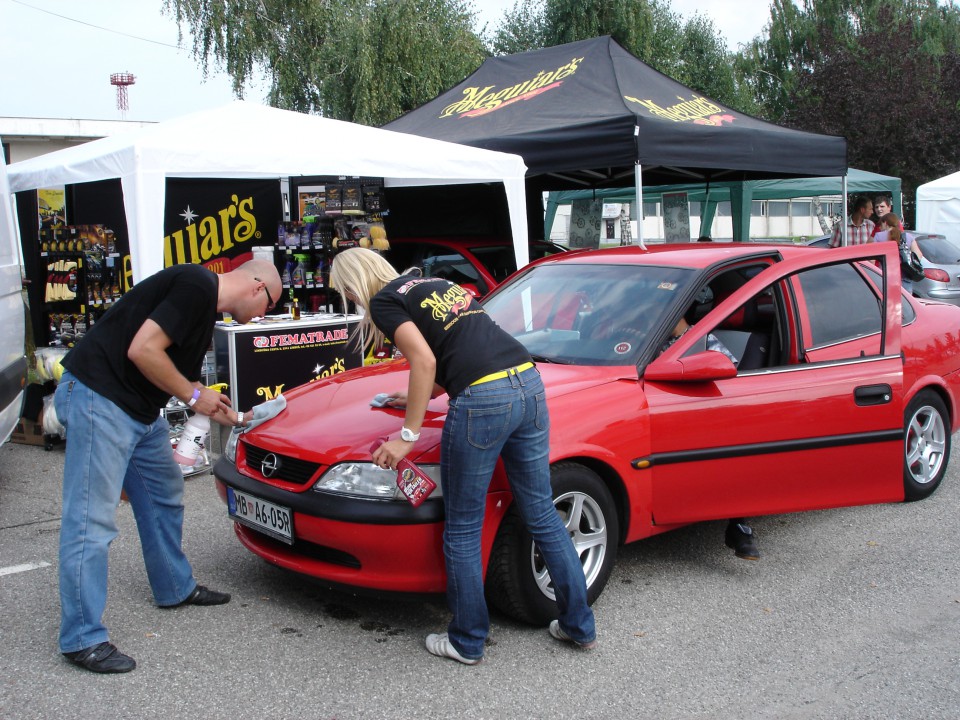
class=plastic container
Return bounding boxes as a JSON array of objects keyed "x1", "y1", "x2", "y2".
[{"x1": 173, "y1": 413, "x2": 210, "y2": 466}]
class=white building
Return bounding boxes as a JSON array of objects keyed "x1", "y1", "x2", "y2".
[{"x1": 1, "y1": 117, "x2": 154, "y2": 164}]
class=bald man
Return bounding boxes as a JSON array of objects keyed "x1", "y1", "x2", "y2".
[{"x1": 54, "y1": 259, "x2": 281, "y2": 674}]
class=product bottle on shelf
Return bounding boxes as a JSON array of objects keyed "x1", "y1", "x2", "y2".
[
  {"x1": 282, "y1": 256, "x2": 295, "y2": 285},
  {"x1": 292, "y1": 254, "x2": 308, "y2": 285},
  {"x1": 290, "y1": 288, "x2": 301, "y2": 320}
]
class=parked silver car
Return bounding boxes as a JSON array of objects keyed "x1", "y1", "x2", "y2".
[{"x1": 913, "y1": 233, "x2": 960, "y2": 307}]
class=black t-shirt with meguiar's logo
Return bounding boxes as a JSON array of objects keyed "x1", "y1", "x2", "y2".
[
  {"x1": 370, "y1": 275, "x2": 530, "y2": 399},
  {"x1": 63, "y1": 264, "x2": 218, "y2": 424}
]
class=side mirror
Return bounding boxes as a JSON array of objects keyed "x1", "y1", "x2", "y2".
[
  {"x1": 644, "y1": 350, "x2": 738, "y2": 382},
  {"x1": 461, "y1": 282, "x2": 481, "y2": 298}
]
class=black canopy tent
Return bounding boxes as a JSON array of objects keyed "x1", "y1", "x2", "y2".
[{"x1": 385, "y1": 36, "x2": 849, "y2": 243}]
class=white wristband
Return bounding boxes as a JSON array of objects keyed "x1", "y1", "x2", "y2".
[{"x1": 187, "y1": 387, "x2": 201, "y2": 407}]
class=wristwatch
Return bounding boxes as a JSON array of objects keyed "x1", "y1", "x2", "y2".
[
  {"x1": 400, "y1": 426, "x2": 420, "y2": 442},
  {"x1": 235, "y1": 411, "x2": 244, "y2": 427}
]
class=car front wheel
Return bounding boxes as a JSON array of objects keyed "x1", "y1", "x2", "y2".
[
  {"x1": 485, "y1": 462, "x2": 618, "y2": 625},
  {"x1": 903, "y1": 390, "x2": 951, "y2": 501}
]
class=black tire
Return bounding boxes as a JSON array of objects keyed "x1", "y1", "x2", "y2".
[
  {"x1": 903, "y1": 390, "x2": 951, "y2": 501},
  {"x1": 485, "y1": 462, "x2": 618, "y2": 625}
]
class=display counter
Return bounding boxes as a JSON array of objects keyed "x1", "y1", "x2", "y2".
[{"x1": 214, "y1": 313, "x2": 363, "y2": 411}]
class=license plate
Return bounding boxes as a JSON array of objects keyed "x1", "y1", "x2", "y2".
[{"x1": 227, "y1": 487, "x2": 294, "y2": 544}]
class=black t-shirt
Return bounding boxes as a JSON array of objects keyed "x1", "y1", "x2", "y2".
[
  {"x1": 63, "y1": 264, "x2": 218, "y2": 423},
  {"x1": 370, "y1": 275, "x2": 530, "y2": 398}
]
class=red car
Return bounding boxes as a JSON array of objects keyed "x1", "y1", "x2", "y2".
[
  {"x1": 382, "y1": 236, "x2": 566, "y2": 297},
  {"x1": 214, "y1": 242, "x2": 960, "y2": 623}
]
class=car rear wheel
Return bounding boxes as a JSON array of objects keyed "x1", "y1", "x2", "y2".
[
  {"x1": 903, "y1": 390, "x2": 951, "y2": 501},
  {"x1": 485, "y1": 462, "x2": 618, "y2": 625}
]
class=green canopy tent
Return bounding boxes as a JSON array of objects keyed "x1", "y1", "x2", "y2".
[{"x1": 543, "y1": 168, "x2": 901, "y2": 241}]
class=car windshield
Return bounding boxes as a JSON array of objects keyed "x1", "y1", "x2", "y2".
[
  {"x1": 483, "y1": 262, "x2": 695, "y2": 365},
  {"x1": 916, "y1": 235, "x2": 960, "y2": 264}
]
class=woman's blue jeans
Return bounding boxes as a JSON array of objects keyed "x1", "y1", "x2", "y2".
[
  {"x1": 55, "y1": 372, "x2": 197, "y2": 653},
  {"x1": 440, "y1": 366, "x2": 595, "y2": 659}
]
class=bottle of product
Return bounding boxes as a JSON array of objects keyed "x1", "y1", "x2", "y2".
[
  {"x1": 292, "y1": 254, "x2": 308, "y2": 285},
  {"x1": 282, "y1": 256, "x2": 295, "y2": 285},
  {"x1": 173, "y1": 412, "x2": 210, "y2": 466},
  {"x1": 290, "y1": 288, "x2": 301, "y2": 320}
]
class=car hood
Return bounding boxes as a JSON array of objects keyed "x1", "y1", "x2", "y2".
[{"x1": 241, "y1": 360, "x2": 635, "y2": 464}]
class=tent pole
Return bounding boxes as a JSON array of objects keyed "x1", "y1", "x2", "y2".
[
  {"x1": 635, "y1": 161, "x2": 646, "y2": 250},
  {"x1": 842, "y1": 175, "x2": 849, "y2": 246}
]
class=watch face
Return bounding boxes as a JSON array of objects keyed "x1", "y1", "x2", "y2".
[{"x1": 401, "y1": 427, "x2": 419, "y2": 442}]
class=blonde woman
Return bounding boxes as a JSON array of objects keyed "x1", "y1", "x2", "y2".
[{"x1": 330, "y1": 248, "x2": 596, "y2": 665}]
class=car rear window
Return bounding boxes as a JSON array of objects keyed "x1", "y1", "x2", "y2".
[{"x1": 916, "y1": 235, "x2": 960, "y2": 264}]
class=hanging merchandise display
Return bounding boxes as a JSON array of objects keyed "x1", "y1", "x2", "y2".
[
  {"x1": 280, "y1": 175, "x2": 390, "y2": 315},
  {"x1": 39, "y1": 223, "x2": 124, "y2": 347}
]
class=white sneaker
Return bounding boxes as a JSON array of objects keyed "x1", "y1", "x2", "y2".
[
  {"x1": 549, "y1": 620, "x2": 598, "y2": 650},
  {"x1": 425, "y1": 633, "x2": 482, "y2": 665}
]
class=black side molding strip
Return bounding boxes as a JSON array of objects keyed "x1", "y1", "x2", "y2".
[{"x1": 632, "y1": 428, "x2": 903, "y2": 469}]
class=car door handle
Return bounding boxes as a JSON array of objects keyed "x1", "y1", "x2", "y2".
[{"x1": 854, "y1": 384, "x2": 893, "y2": 406}]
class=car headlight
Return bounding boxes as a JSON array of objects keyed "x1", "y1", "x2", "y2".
[
  {"x1": 314, "y1": 462, "x2": 443, "y2": 501},
  {"x1": 224, "y1": 429, "x2": 240, "y2": 464}
]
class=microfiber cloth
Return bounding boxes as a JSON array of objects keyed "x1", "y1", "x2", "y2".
[
  {"x1": 371, "y1": 393, "x2": 406, "y2": 409},
  {"x1": 231, "y1": 394, "x2": 287, "y2": 437}
]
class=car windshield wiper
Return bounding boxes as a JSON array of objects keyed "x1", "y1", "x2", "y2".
[{"x1": 530, "y1": 353, "x2": 573, "y2": 365}]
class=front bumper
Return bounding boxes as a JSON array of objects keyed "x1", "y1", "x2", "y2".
[{"x1": 213, "y1": 456, "x2": 511, "y2": 593}]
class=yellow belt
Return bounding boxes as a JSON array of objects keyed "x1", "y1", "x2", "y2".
[{"x1": 470, "y1": 362, "x2": 535, "y2": 386}]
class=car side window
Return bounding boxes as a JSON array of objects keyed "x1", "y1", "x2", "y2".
[
  {"x1": 420, "y1": 249, "x2": 489, "y2": 295},
  {"x1": 796, "y1": 262, "x2": 883, "y2": 354}
]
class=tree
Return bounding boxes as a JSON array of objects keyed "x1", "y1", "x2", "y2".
[
  {"x1": 164, "y1": 0, "x2": 487, "y2": 125},
  {"x1": 785, "y1": 10, "x2": 960, "y2": 205},
  {"x1": 488, "y1": 0, "x2": 749, "y2": 110},
  {"x1": 739, "y1": 0, "x2": 960, "y2": 122},
  {"x1": 488, "y1": 0, "x2": 548, "y2": 55},
  {"x1": 739, "y1": 0, "x2": 960, "y2": 211}
]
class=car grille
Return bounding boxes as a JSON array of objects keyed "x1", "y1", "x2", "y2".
[{"x1": 243, "y1": 442, "x2": 321, "y2": 486}]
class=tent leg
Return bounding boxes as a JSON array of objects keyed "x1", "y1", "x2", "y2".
[
  {"x1": 842, "y1": 176, "x2": 848, "y2": 246},
  {"x1": 635, "y1": 162, "x2": 646, "y2": 250}
]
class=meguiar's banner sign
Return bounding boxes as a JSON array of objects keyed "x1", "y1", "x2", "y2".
[{"x1": 164, "y1": 179, "x2": 282, "y2": 273}]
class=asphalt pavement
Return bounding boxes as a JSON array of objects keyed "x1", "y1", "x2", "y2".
[{"x1": 1, "y1": 436, "x2": 958, "y2": 720}]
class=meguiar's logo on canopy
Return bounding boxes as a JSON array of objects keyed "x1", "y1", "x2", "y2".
[
  {"x1": 439, "y1": 56, "x2": 584, "y2": 119},
  {"x1": 624, "y1": 94, "x2": 736, "y2": 126}
]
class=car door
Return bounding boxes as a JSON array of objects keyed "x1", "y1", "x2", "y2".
[{"x1": 643, "y1": 244, "x2": 905, "y2": 524}]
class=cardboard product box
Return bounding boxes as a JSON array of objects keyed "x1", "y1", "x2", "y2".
[{"x1": 10, "y1": 418, "x2": 46, "y2": 446}]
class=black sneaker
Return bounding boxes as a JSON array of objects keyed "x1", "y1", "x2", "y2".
[
  {"x1": 64, "y1": 642, "x2": 136, "y2": 673},
  {"x1": 725, "y1": 521, "x2": 760, "y2": 560}
]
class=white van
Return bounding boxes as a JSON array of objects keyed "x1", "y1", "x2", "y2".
[{"x1": 0, "y1": 148, "x2": 27, "y2": 441}]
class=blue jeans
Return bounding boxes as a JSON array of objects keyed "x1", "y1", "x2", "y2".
[
  {"x1": 55, "y1": 373, "x2": 197, "y2": 653},
  {"x1": 440, "y1": 366, "x2": 595, "y2": 659}
]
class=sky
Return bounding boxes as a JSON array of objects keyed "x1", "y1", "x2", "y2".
[{"x1": 0, "y1": 0, "x2": 773, "y2": 123}]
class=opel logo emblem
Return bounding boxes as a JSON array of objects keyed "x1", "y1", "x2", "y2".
[{"x1": 261, "y1": 453, "x2": 281, "y2": 478}]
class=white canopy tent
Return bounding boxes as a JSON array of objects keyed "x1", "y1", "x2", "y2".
[
  {"x1": 916, "y1": 169, "x2": 960, "y2": 241},
  {"x1": 5, "y1": 102, "x2": 530, "y2": 283}
]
